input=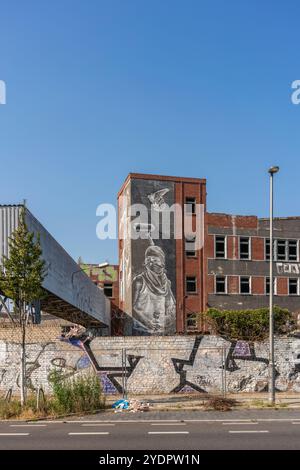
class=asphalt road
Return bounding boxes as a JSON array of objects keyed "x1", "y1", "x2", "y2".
[{"x1": 1, "y1": 410, "x2": 300, "y2": 450}]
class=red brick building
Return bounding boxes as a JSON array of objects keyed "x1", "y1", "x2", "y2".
[
  {"x1": 206, "y1": 213, "x2": 300, "y2": 315},
  {"x1": 118, "y1": 173, "x2": 206, "y2": 335},
  {"x1": 84, "y1": 173, "x2": 300, "y2": 335},
  {"x1": 80, "y1": 263, "x2": 123, "y2": 334}
]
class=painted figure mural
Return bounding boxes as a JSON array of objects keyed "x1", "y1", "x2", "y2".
[
  {"x1": 147, "y1": 188, "x2": 170, "y2": 211},
  {"x1": 132, "y1": 243, "x2": 176, "y2": 335},
  {"x1": 130, "y1": 180, "x2": 176, "y2": 335}
]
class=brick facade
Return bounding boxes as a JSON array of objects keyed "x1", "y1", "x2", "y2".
[
  {"x1": 207, "y1": 213, "x2": 300, "y2": 314},
  {"x1": 83, "y1": 174, "x2": 300, "y2": 335}
]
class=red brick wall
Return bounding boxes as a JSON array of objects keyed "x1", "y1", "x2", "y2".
[
  {"x1": 175, "y1": 179, "x2": 207, "y2": 331},
  {"x1": 206, "y1": 234, "x2": 214, "y2": 258},
  {"x1": 251, "y1": 277, "x2": 265, "y2": 295},
  {"x1": 206, "y1": 213, "x2": 258, "y2": 229},
  {"x1": 252, "y1": 237, "x2": 265, "y2": 261},
  {"x1": 227, "y1": 236, "x2": 233, "y2": 259},
  {"x1": 207, "y1": 275, "x2": 214, "y2": 294},
  {"x1": 228, "y1": 276, "x2": 239, "y2": 294},
  {"x1": 277, "y1": 277, "x2": 288, "y2": 295}
]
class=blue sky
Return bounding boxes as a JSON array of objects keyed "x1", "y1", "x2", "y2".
[{"x1": 1, "y1": 1, "x2": 300, "y2": 264}]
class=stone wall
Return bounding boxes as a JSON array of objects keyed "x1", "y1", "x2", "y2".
[{"x1": 1, "y1": 330, "x2": 300, "y2": 396}]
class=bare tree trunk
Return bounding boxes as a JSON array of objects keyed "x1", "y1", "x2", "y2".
[{"x1": 20, "y1": 306, "x2": 26, "y2": 406}]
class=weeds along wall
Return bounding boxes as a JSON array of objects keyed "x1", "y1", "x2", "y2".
[{"x1": 1, "y1": 325, "x2": 300, "y2": 396}]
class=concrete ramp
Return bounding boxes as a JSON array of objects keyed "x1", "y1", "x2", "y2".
[{"x1": 0, "y1": 205, "x2": 110, "y2": 329}]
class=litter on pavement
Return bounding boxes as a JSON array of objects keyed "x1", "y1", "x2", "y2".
[{"x1": 111, "y1": 399, "x2": 150, "y2": 412}]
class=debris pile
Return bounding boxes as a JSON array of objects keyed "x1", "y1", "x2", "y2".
[{"x1": 112, "y1": 399, "x2": 150, "y2": 412}]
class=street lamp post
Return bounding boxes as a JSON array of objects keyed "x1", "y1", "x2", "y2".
[{"x1": 268, "y1": 165, "x2": 279, "y2": 405}]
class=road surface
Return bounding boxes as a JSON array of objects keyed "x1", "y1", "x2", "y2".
[{"x1": 1, "y1": 410, "x2": 300, "y2": 450}]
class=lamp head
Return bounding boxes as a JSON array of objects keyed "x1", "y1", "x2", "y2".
[
  {"x1": 268, "y1": 166, "x2": 280, "y2": 175},
  {"x1": 98, "y1": 262, "x2": 109, "y2": 268}
]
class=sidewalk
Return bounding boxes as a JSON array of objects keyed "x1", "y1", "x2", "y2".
[{"x1": 105, "y1": 392, "x2": 300, "y2": 411}]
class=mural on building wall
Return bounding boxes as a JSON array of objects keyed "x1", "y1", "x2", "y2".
[
  {"x1": 131, "y1": 180, "x2": 176, "y2": 335},
  {"x1": 147, "y1": 188, "x2": 170, "y2": 211},
  {"x1": 132, "y1": 243, "x2": 176, "y2": 335}
]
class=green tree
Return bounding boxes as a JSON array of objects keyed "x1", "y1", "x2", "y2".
[{"x1": 0, "y1": 209, "x2": 46, "y2": 405}]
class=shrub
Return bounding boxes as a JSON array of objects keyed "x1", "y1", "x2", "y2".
[
  {"x1": 205, "y1": 306, "x2": 294, "y2": 341},
  {"x1": 49, "y1": 370, "x2": 105, "y2": 414}
]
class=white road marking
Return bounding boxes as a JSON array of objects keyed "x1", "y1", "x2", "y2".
[
  {"x1": 229, "y1": 430, "x2": 269, "y2": 434},
  {"x1": 148, "y1": 431, "x2": 189, "y2": 435},
  {"x1": 81, "y1": 424, "x2": 115, "y2": 427},
  {"x1": 10, "y1": 424, "x2": 47, "y2": 427},
  {"x1": 292, "y1": 422, "x2": 300, "y2": 425},
  {"x1": 68, "y1": 432, "x2": 110, "y2": 436},
  {"x1": 222, "y1": 422, "x2": 258, "y2": 425},
  {"x1": 0, "y1": 433, "x2": 30, "y2": 436},
  {"x1": 151, "y1": 423, "x2": 186, "y2": 426}
]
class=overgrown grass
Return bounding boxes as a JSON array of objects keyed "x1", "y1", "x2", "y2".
[
  {"x1": 0, "y1": 399, "x2": 22, "y2": 419},
  {"x1": 49, "y1": 370, "x2": 105, "y2": 414},
  {"x1": 0, "y1": 372, "x2": 105, "y2": 419},
  {"x1": 249, "y1": 399, "x2": 288, "y2": 409}
]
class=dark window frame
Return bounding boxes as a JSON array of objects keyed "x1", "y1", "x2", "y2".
[
  {"x1": 185, "y1": 197, "x2": 196, "y2": 215},
  {"x1": 186, "y1": 276, "x2": 197, "y2": 294},
  {"x1": 186, "y1": 313, "x2": 198, "y2": 330},
  {"x1": 239, "y1": 236, "x2": 250, "y2": 260},
  {"x1": 265, "y1": 238, "x2": 299, "y2": 262},
  {"x1": 265, "y1": 277, "x2": 277, "y2": 295},
  {"x1": 215, "y1": 275, "x2": 227, "y2": 294},
  {"x1": 185, "y1": 235, "x2": 197, "y2": 257},
  {"x1": 215, "y1": 235, "x2": 226, "y2": 259},
  {"x1": 240, "y1": 276, "x2": 251, "y2": 295},
  {"x1": 288, "y1": 240, "x2": 298, "y2": 261},
  {"x1": 277, "y1": 240, "x2": 286, "y2": 261},
  {"x1": 103, "y1": 282, "x2": 113, "y2": 298},
  {"x1": 289, "y1": 278, "x2": 299, "y2": 296}
]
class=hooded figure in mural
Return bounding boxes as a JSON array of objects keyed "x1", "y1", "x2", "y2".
[{"x1": 132, "y1": 245, "x2": 176, "y2": 335}]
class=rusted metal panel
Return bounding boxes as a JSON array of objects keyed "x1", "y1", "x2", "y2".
[{"x1": 0, "y1": 205, "x2": 110, "y2": 328}]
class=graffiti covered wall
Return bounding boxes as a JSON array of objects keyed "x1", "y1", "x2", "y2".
[{"x1": 1, "y1": 332, "x2": 300, "y2": 396}]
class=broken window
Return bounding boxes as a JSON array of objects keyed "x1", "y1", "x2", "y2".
[
  {"x1": 266, "y1": 239, "x2": 298, "y2": 261},
  {"x1": 240, "y1": 276, "x2": 251, "y2": 294},
  {"x1": 277, "y1": 240, "x2": 286, "y2": 261},
  {"x1": 289, "y1": 278, "x2": 298, "y2": 295},
  {"x1": 215, "y1": 236, "x2": 226, "y2": 259},
  {"x1": 186, "y1": 313, "x2": 197, "y2": 330},
  {"x1": 266, "y1": 277, "x2": 277, "y2": 295},
  {"x1": 185, "y1": 197, "x2": 196, "y2": 214},
  {"x1": 239, "y1": 237, "x2": 250, "y2": 260},
  {"x1": 216, "y1": 276, "x2": 226, "y2": 294},
  {"x1": 103, "y1": 283, "x2": 113, "y2": 298},
  {"x1": 186, "y1": 276, "x2": 197, "y2": 293},
  {"x1": 185, "y1": 235, "x2": 196, "y2": 257},
  {"x1": 288, "y1": 240, "x2": 298, "y2": 261}
]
